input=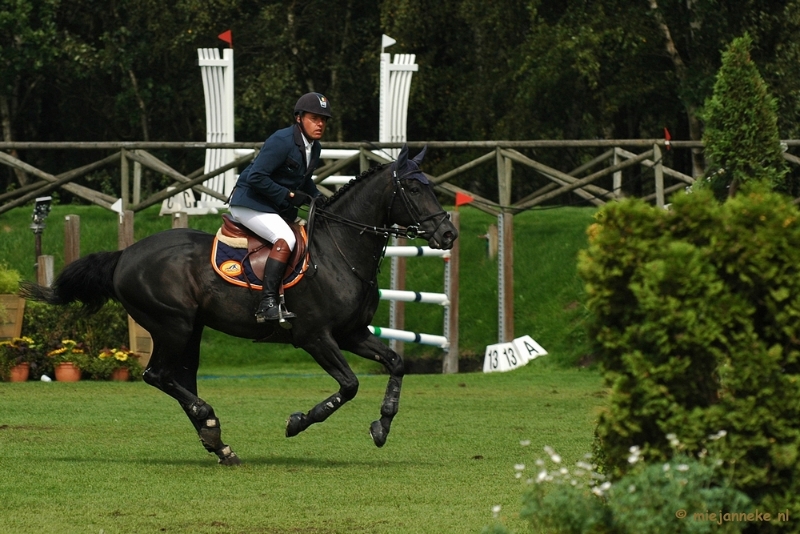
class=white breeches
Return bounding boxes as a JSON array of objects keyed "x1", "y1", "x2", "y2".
[{"x1": 228, "y1": 206, "x2": 296, "y2": 250}]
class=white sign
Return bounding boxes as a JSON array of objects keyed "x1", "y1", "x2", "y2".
[
  {"x1": 159, "y1": 187, "x2": 196, "y2": 216},
  {"x1": 483, "y1": 336, "x2": 547, "y2": 373},
  {"x1": 512, "y1": 335, "x2": 547, "y2": 363}
]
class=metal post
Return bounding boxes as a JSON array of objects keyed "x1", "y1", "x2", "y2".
[
  {"x1": 442, "y1": 211, "x2": 460, "y2": 374},
  {"x1": 498, "y1": 212, "x2": 514, "y2": 342},
  {"x1": 29, "y1": 196, "x2": 51, "y2": 280},
  {"x1": 389, "y1": 235, "x2": 406, "y2": 356}
]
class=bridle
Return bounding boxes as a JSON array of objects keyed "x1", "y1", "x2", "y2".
[
  {"x1": 309, "y1": 165, "x2": 451, "y2": 283},
  {"x1": 313, "y1": 167, "x2": 450, "y2": 241},
  {"x1": 388, "y1": 169, "x2": 451, "y2": 240}
]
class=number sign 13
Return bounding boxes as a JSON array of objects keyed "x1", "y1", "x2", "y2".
[{"x1": 482, "y1": 335, "x2": 547, "y2": 373}]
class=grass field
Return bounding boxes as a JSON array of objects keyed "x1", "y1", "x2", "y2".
[
  {"x1": 0, "y1": 200, "x2": 604, "y2": 531},
  {"x1": 0, "y1": 362, "x2": 605, "y2": 533}
]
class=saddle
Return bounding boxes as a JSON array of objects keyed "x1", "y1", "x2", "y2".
[{"x1": 212, "y1": 214, "x2": 309, "y2": 290}]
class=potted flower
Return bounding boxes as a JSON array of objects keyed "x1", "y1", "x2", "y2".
[
  {"x1": 86, "y1": 346, "x2": 142, "y2": 381},
  {"x1": 47, "y1": 339, "x2": 88, "y2": 382},
  {"x1": 0, "y1": 263, "x2": 24, "y2": 341},
  {"x1": 0, "y1": 336, "x2": 37, "y2": 382}
]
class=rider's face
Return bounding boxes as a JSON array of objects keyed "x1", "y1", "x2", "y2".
[{"x1": 298, "y1": 113, "x2": 328, "y2": 140}]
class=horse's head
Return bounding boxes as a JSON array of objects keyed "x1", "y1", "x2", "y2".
[{"x1": 389, "y1": 145, "x2": 458, "y2": 249}]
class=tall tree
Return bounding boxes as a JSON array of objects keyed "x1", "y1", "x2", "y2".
[
  {"x1": 702, "y1": 34, "x2": 788, "y2": 197},
  {"x1": 0, "y1": 0, "x2": 60, "y2": 185}
]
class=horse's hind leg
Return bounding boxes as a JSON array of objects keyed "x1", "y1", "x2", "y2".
[
  {"x1": 141, "y1": 319, "x2": 241, "y2": 465},
  {"x1": 285, "y1": 332, "x2": 360, "y2": 438},
  {"x1": 341, "y1": 333, "x2": 405, "y2": 448}
]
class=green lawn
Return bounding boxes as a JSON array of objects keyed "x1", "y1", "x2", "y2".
[{"x1": 0, "y1": 363, "x2": 606, "y2": 533}]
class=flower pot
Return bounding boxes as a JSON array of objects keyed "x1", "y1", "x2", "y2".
[
  {"x1": 54, "y1": 362, "x2": 81, "y2": 382},
  {"x1": 111, "y1": 367, "x2": 130, "y2": 382},
  {"x1": 8, "y1": 362, "x2": 30, "y2": 382}
]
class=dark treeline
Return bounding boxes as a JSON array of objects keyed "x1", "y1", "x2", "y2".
[{"x1": 3, "y1": 0, "x2": 800, "y2": 200}]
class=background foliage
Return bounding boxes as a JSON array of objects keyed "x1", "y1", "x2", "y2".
[{"x1": 4, "y1": 0, "x2": 800, "y2": 197}]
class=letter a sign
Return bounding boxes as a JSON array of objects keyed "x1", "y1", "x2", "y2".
[{"x1": 512, "y1": 335, "x2": 547, "y2": 364}]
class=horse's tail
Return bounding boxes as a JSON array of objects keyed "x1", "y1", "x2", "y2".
[{"x1": 20, "y1": 250, "x2": 123, "y2": 314}]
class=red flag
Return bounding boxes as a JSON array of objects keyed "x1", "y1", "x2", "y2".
[
  {"x1": 455, "y1": 192, "x2": 474, "y2": 207},
  {"x1": 664, "y1": 127, "x2": 672, "y2": 150},
  {"x1": 218, "y1": 30, "x2": 233, "y2": 47}
]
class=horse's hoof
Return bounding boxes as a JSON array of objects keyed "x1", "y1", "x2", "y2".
[
  {"x1": 219, "y1": 453, "x2": 241, "y2": 466},
  {"x1": 217, "y1": 446, "x2": 241, "y2": 466},
  {"x1": 286, "y1": 412, "x2": 305, "y2": 437},
  {"x1": 369, "y1": 420, "x2": 388, "y2": 448}
]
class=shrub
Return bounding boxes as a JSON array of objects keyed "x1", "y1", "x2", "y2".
[
  {"x1": 577, "y1": 186, "x2": 800, "y2": 524},
  {"x1": 702, "y1": 34, "x2": 789, "y2": 196},
  {"x1": 0, "y1": 263, "x2": 21, "y2": 293},
  {"x1": 486, "y1": 443, "x2": 750, "y2": 534}
]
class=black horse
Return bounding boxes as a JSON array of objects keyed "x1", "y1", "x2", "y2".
[{"x1": 22, "y1": 145, "x2": 457, "y2": 465}]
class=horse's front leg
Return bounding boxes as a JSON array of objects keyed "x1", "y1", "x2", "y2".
[
  {"x1": 286, "y1": 333, "x2": 359, "y2": 437},
  {"x1": 342, "y1": 333, "x2": 405, "y2": 447}
]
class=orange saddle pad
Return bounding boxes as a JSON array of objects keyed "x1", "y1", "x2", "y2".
[{"x1": 211, "y1": 214, "x2": 309, "y2": 291}]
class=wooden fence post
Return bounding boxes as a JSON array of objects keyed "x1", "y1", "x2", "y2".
[
  {"x1": 497, "y1": 148, "x2": 512, "y2": 208},
  {"x1": 172, "y1": 212, "x2": 189, "y2": 229},
  {"x1": 36, "y1": 255, "x2": 54, "y2": 287},
  {"x1": 115, "y1": 208, "x2": 153, "y2": 368},
  {"x1": 442, "y1": 211, "x2": 460, "y2": 374},
  {"x1": 133, "y1": 158, "x2": 142, "y2": 206},
  {"x1": 654, "y1": 143, "x2": 665, "y2": 208},
  {"x1": 117, "y1": 209, "x2": 134, "y2": 250},
  {"x1": 121, "y1": 149, "x2": 130, "y2": 210},
  {"x1": 64, "y1": 214, "x2": 80, "y2": 265}
]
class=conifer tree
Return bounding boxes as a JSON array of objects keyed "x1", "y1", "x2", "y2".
[{"x1": 702, "y1": 34, "x2": 788, "y2": 197}]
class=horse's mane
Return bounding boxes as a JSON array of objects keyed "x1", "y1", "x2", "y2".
[{"x1": 322, "y1": 163, "x2": 390, "y2": 207}]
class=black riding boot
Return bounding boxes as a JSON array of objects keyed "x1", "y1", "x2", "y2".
[{"x1": 255, "y1": 257, "x2": 296, "y2": 324}]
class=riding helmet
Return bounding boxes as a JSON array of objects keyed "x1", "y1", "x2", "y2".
[{"x1": 294, "y1": 92, "x2": 332, "y2": 118}]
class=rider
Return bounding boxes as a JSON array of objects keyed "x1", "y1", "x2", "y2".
[{"x1": 228, "y1": 92, "x2": 330, "y2": 323}]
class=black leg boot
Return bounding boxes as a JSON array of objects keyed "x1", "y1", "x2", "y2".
[
  {"x1": 255, "y1": 257, "x2": 296, "y2": 325},
  {"x1": 255, "y1": 239, "x2": 295, "y2": 326}
]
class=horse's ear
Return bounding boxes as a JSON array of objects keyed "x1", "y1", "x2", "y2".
[
  {"x1": 395, "y1": 144, "x2": 409, "y2": 173},
  {"x1": 412, "y1": 145, "x2": 427, "y2": 166}
]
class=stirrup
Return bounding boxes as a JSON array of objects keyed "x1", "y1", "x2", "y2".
[{"x1": 277, "y1": 295, "x2": 296, "y2": 330}]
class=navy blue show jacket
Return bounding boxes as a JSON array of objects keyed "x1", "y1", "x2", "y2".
[{"x1": 229, "y1": 123, "x2": 322, "y2": 220}]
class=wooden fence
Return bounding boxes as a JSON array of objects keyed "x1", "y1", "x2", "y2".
[{"x1": 2, "y1": 139, "x2": 799, "y2": 346}]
